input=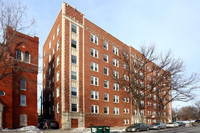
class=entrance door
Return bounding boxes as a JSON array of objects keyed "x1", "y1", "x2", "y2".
[{"x1": 71, "y1": 119, "x2": 78, "y2": 128}]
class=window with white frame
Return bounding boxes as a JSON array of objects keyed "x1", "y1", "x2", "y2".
[
  {"x1": 113, "y1": 83, "x2": 119, "y2": 91},
  {"x1": 148, "y1": 119, "x2": 151, "y2": 124},
  {"x1": 71, "y1": 23, "x2": 77, "y2": 34},
  {"x1": 71, "y1": 39, "x2": 77, "y2": 49},
  {"x1": 71, "y1": 103, "x2": 78, "y2": 112},
  {"x1": 91, "y1": 76, "x2": 99, "y2": 86},
  {"x1": 153, "y1": 103, "x2": 156, "y2": 109},
  {"x1": 71, "y1": 87, "x2": 77, "y2": 96},
  {"x1": 104, "y1": 80, "x2": 109, "y2": 88},
  {"x1": 134, "y1": 110, "x2": 137, "y2": 115},
  {"x1": 127, "y1": 119, "x2": 130, "y2": 124},
  {"x1": 103, "y1": 54, "x2": 108, "y2": 63},
  {"x1": 113, "y1": 95, "x2": 119, "y2": 103},
  {"x1": 56, "y1": 87, "x2": 60, "y2": 97},
  {"x1": 124, "y1": 108, "x2": 126, "y2": 113},
  {"x1": 57, "y1": 39, "x2": 60, "y2": 51},
  {"x1": 90, "y1": 34, "x2": 98, "y2": 44},
  {"x1": 20, "y1": 78, "x2": 26, "y2": 90},
  {"x1": 124, "y1": 119, "x2": 126, "y2": 125},
  {"x1": 113, "y1": 46, "x2": 118, "y2": 55},
  {"x1": 71, "y1": 55, "x2": 77, "y2": 64},
  {"x1": 90, "y1": 62, "x2": 98, "y2": 72},
  {"x1": 56, "y1": 71, "x2": 60, "y2": 81},
  {"x1": 91, "y1": 91, "x2": 99, "y2": 100},
  {"x1": 141, "y1": 110, "x2": 144, "y2": 116},
  {"x1": 91, "y1": 48, "x2": 98, "y2": 58},
  {"x1": 103, "y1": 41, "x2": 108, "y2": 50},
  {"x1": 123, "y1": 97, "x2": 126, "y2": 102},
  {"x1": 57, "y1": 55, "x2": 60, "y2": 66},
  {"x1": 113, "y1": 107, "x2": 119, "y2": 115},
  {"x1": 147, "y1": 102, "x2": 151, "y2": 106},
  {"x1": 49, "y1": 54, "x2": 51, "y2": 62},
  {"x1": 57, "y1": 103, "x2": 60, "y2": 113},
  {"x1": 20, "y1": 114, "x2": 27, "y2": 127},
  {"x1": 24, "y1": 51, "x2": 30, "y2": 63},
  {"x1": 127, "y1": 98, "x2": 129, "y2": 103},
  {"x1": 104, "y1": 93, "x2": 109, "y2": 101},
  {"x1": 141, "y1": 101, "x2": 144, "y2": 107},
  {"x1": 104, "y1": 106, "x2": 109, "y2": 114},
  {"x1": 123, "y1": 86, "x2": 126, "y2": 91},
  {"x1": 49, "y1": 40, "x2": 51, "y2": 49},
  {"x1": 91, "y1": 105, "x2": 99, "y2": 114},
  {"x1": 20, "y1": 95, "x2": 26, "y2": 106},
  {"x1": 113, "y1": 58, "x2": 119, "y2": 67},
  {"x1": 53, "y1": 34, "x2": 55, "y2": 40},
  {"x1": 71, "y1": 71, "x2": 77, "y2": 80},
  {"x1": 147, "y1": 111, "x2": 151, "y2": 115},
  {"x1": 127, "y1": 109, "x2": 129, "y2": 114},
  {"x1": 104, "y1": 67, "x2": 109, "y2": 75},
  {"x1": 57, "y1": 24, "x2": 60, "y2": 36},
  {"x1": 153, "y1": 95, "x2": 156, "y2": 100},
  {"x1": 113, "y1": 70, "x2": 119, "y2": 79}
]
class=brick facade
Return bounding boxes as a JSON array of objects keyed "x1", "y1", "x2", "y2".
[
  {"x1": 42, "y1": 2, "x2": 172, "y2": 129},
  {"x1": 0, "y1": 28, "x2": 38, "y2": 129}
]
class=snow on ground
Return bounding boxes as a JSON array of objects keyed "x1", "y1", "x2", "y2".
[
  {"x1": 2, "y1": 126, "x2": 43, "y2": 133},
  {"x1": 71, "y1": 127, "x2": 126, "y2": 133}
]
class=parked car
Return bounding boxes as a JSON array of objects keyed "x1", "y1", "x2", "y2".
[
  {"x1": 126, "y1": 123, "x2": 150, "y2": 132},
  {"x1": 166, "y1": 122, "x2": 179, "y2": 128},
  {"x1": 39, "y1": 119, "x2": 59, "y2": 129},
  {"x1": 150, "y1": 122, "x2": 166, "y2": 130},
  {"x1": 176, "y1": 121, "x2": 185, "y2": 127}
]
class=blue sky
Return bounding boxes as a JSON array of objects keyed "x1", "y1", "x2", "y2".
[{"x1": 20, "y1": 0, "x2": 200, "y2": 110}]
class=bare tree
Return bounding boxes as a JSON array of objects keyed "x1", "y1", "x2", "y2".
[
  {"x1": 177, "y1": 106, "x2": 198, "y2": 120},
  {"x1": 112, "y1": 44, "x2": 200, "y2": 123},
  {"x1": 194, "y1": 101, "x2": 200, "y2": 119},
  {"x1": 0, "y1": 0, "x2": 35, "y2": 81}
]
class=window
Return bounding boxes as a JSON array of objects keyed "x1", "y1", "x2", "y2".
[
  {"x1": 49, "y1": 40, "x2": 51, "y2": 49},
  {"x1": 57, "y1": 55, "x2": 60, "y2": 66},
  {"x1": 49, "y1": 54, "x2": 51, "y2": 62},
  {"x1": 104, "y1": 80, "x2": 109, "y2": 88},
  {"x1": 71, "y1": 23, "x2": 77, "y2": 34},
  {"x1": 104, "y1": 106, "x2": 109, "y2": 114},
  {"x1": 113, "y1": 46, "x2": 119, "y2": 55},
  {"x1": 123, "y1": 98, "x2": 126, "y2": 102},
  {"x1": 71, "y1": 39, "x2": 77, "y2": 49},
  {"x1": 113, "y1": 107, "x2": 119, "y2": 115},
  {"x1": 147, "y1": 102, "x2": 151, "y2": 106},
  {"x1": 20, "y1": 78, "x2": 26, "y2": 90},
  {"x1": 90, "y1": 62, "x2": 98, "y2": 72},
  {"x1": 91, "y1": 48, "x2": 98, "y2": 58},
  {"x1": 57, "y1": 40, "x2": 60, "y2": 51},
  {"x1": 141, "y1": 101, "x2": 144, "y2": 107},
  {"x1": 90, "y1": 34, "x2": 98, "y2": 44},
  {"x1": 104, "y1": 93, "x2": 109, "y2": 101},
  {"x1": 103, "y1": 54, "x2": 108, "y2": 63},
  {"x1": 56, "y1": 87, "x2": 60, "y2": 97},
  {"x1": 91, "y1": 105, "x2": 99, "y2": 114},
  {"x1": 91, "y1": 91, "x2": 99, "y2": 100},
  {"x1": 52, "y1": 62, "x2": 54, "y2": 69},
  {"x1": 20, "y1": 95, "x2": 26, "y2": 106},
  {"x1": 57, "y1": 24, "x2": 60, "y2": 36},
  {"x1": 49, "y1": 67, "x2": 51, "y2": 76},
  {"x1": 153, "y1": 103, "x2": 156, "y2": 109},
  {"x1": 153, "y1": 95, "x2": 156, "y2": 100},
  {"x1": 127, "y1": 119, "x2": 130, "y2": 124},
  {"x1": 71, "y1": 55, "x2": 77, "y2": 64},
  {"x1": 91, "y1": 76, "x2": 99, "y2": 86},
  {"x1": 104, "y1": 67, "x2": 109, "y2": 75},
  {"x1": 134, "y1": 110, "x2": 137, "y2": 115},
  {"x1": 56, "y1": 71, "x2": 60, "y2": 81},
  {"x1": 53, "y1": 34, "x2": 55, "y2": 40},
  {"x1": 113, "y1": 58, "x2": 119, "y2": 67},
  {"x1": 103, "y1": 41, "x2": 108, "y2": 50},
  {"x1": 57, "y1": 103, "x2": 60, "y2": 113},
  {"x1": 113, "y1": 70, "x2": 119, "y2": 79},
  {"x1": 16, "y1": 50, "x2": 21, "y2": 60},
  {"x1": 123, "y1": 86, "x2": 126, "y2": 91},
  {"x1": 127, "y1": 98, "x2": 129, "y2": 103},
  {"x1": 71, "y1": 87, "x2": 77, "y2": 96},
  {"x1": 71, "y1": 103, "x2": 78, "y2": 112},
  {"x1": 124, "y1": 119, "x2": 126, "y2": 125},
  {"x1": 49, "y1": 94, "x2": 51, "y2": 101},
  {"x1": 113, "y1": 83, "x2": 119, "y2": 91},
  {"x1": 113, "y1": 95, "x2": 119, "y2": 103},
  {"x1": 71, "y1": 71, "x2": 77, "y2": 80},
  {"x1": 124, "y1": 108, "x2": 126, "y2": 113},
  {"x1": 141, "y1": 110, "x2": 144, "y2": 116},
  {"x1": 49, "y1": 107, "x2": 51, "y2": 114},
  {"x1": 24, "y1": 51, "x2": 30, "y2": 63},
  {"x1": 127, "y1": 109, "x2": 129, "y2": 114}
]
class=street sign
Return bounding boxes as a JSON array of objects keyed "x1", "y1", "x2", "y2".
[{"x1": 0, "y1": 91, "x2": 5, "y2": 96}]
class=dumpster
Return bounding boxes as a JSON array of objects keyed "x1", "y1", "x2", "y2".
[{"x1": 90, "y1": 126, "x2": 111, "y2": 133}]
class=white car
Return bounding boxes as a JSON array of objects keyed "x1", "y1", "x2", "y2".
[{"x1": 166, "y1": 122, "x2": 179, "y2": 128}]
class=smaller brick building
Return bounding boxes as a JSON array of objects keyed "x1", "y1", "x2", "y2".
[{"x1": 0, "y1": 27, "x2": 39, "y2": 129}]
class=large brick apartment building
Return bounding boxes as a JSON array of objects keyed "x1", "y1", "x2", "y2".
[
  {"x1": 0, "y1": 27, "x2": 38, "y2": 129},
  {"x1": 42, "y1": 2, "x2": 172, "y2": 129}
]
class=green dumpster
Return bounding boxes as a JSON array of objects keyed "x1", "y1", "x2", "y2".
[{"x1": 90, "y1": 126, "x2": 111, "y2": 133}]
